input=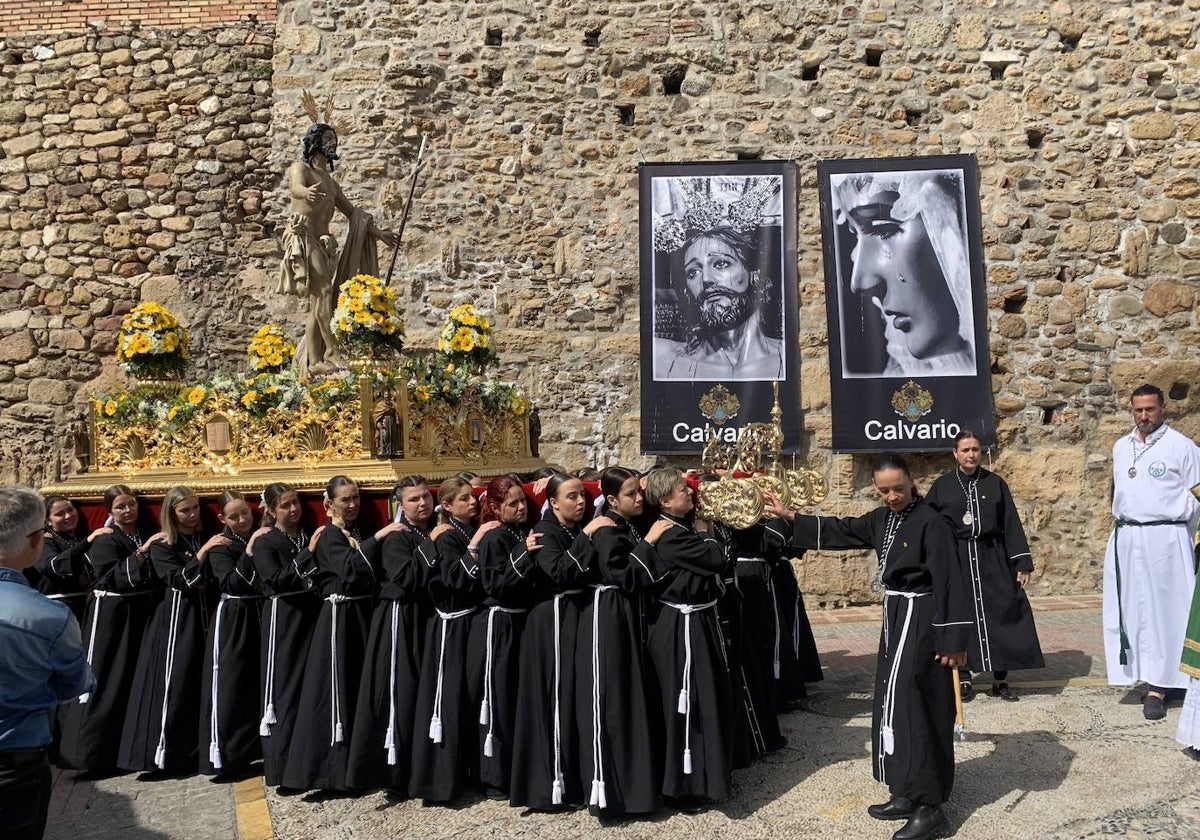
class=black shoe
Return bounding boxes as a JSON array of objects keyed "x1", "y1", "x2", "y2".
[
  {"x1": 892, "y1": 805, "x2": 951, "y2": 840},
  {"x1": 764, "y1": 734, "x2": 789, "y2": 753},
  {"x1": 664, "y1": 795, "x2": 707, "y2": 815},
  {"x1": 868, "y1": 795, "x2": 914, "y2": 820},
  {"x1": 959, "y1": 681, "x2": 975, "y2": 703},
  {"x1": 1144, "y1": 693, "x2": 1166, "y2": 721},
  {"x1": 1183, "y1": 746, "x2": 1200, "y2": 761},
  {"x1": 990, "y1": 682, "x2": 1019, "y2": 702}
]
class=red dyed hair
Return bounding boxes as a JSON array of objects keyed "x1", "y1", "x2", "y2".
[{"x1": 480, "y1": 475, "x2": 523, "y2": 524}]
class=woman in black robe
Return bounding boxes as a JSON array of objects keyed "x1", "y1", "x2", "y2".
[
  {"x1": 409, "y1": 479, "x2": 498, "y2": 802},
  {"x1": 720, "y1": 518, "x2": 786, "y2": 764},
  {"x1": 925, "y1": 430, "x2": 1044, "y2": 702},
  {"x1": 31, "y1": 495, "x2": 97, "y2": 624},
  {"x1": 509, "y1": 474, "x2": 608, "y2": 811},
  {"x1": 765, "y1": 452, "x2": 971, "y2": 840},
  {"x1": 471, "y1": 476, "x2": 542, "y2": 798},
  {"x1": 642, "y1": 468, "x2": 734, "y2": 810},
  {"x1": 58, "y1": 485, "x2": 164, "y2": 773},
  {"x1": 282, "y1": 475, "x2": 402, "y2": 791},
  {"x1": 199, "y1": 491, "x2": 265, "y2": 777},
  {"x1": 252, "y1": 482, "x2": 320, "y2": 788},
  {"x1": 347, "y1": 476, "x2": 438, "y2": 793},
  {"x1": 576, "y1": 467, "x2": 669, "y2": 816},
  {"x1": 766, "y1": 520, "x2": 825, "y2": 703},
  {"x1": 120, "y1": 485, "x2": 223, "y2": 773}
]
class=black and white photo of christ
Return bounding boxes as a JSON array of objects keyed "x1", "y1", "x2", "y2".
[{"x1": 649, "y1": 174, "x2": 787, "y2": 382}]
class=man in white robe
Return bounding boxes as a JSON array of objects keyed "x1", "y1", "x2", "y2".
[{"x1": 1104, "y1": 384, "x2": 1200, "y2": 720}]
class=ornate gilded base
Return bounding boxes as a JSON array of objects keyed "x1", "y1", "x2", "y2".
[
  {"x1": 40, "y1": 454, "x2": 548, "y2": 500},
  {"x1": 55, "y1": 379, "x2": 543, "y2": 500}
]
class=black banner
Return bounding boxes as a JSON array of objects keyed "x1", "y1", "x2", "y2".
[
  {"x1": 817, "y1": 154, "x2": 995, "y2": 453},
  {"x1": 639, "y1": 161, "x2": 800, "y2": 454}
]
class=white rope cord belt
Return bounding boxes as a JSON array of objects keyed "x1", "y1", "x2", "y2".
[
  {"x1": 154, "y1": 589, "x2": 184, "y2": 769},
  {"x1": 877, "y1": 590, "x2": 930, "y2": 783},
  {"x1": 550, "y1": 589, "x2": 585, "y2": 804},
  {"x1": 259, "y1": 593, "x2": 309, "y2": 736},
  {"x1": 589, "y1": 584, "x2": 619, "y2": 809},
  {"x1": 327, "y1": 594, "x2": 372, "y2": 746},
  {"x1": 78, "y1": 588, "x2": 146, "y2": 704},
  {"x1": 736, "y1": 557, "x2": 782, "y2": 678},
  {"x1": 207, "y1": 592, "x2": 260, "y2": 769},
  {"x1": 661, "y1": 598, "x2": 719, "y2": 775},
  {"x1": 480, "y1": 605, "x2": 527, "y2": 759},
  {"x1": 383, "y1": 602, "x2": 401, "y2": 764},
  {"x1": 429, "y1": 605, "x2": 478, "y2": 745}
]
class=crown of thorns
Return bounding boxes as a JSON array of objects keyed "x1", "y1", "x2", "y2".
[{"x1": 653, "y1": 176, "x2": 781, "y2": 253}]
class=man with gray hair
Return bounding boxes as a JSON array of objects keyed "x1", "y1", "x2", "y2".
[{"x1": 0, "y1": 486, "x2": 95, "y2": 840}]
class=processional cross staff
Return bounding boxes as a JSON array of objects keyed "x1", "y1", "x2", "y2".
[{"x1": 384, "y1": 133, "x2": 429, "y2": 285}]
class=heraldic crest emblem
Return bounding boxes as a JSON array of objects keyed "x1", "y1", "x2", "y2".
[
  {"x1": 891, "y1": 380, "x2": 934, "y2": 423},
  {"x1": 699, "y1": 384, "x2": 741, "y2": 426}
]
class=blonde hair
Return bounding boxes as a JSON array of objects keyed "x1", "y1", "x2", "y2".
[
  {"x1": 437, "y1": 477, "x2": 472, "y2": 525},
  {"x1": 161, "y1": 485, "x2": 199, "y2": 544},
  {"x1": 643, "y1": 467, "x2": 683, "y2": 508}
]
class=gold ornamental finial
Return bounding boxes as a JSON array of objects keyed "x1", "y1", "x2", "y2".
[{"x1": 695, "y1": 380, "x2": 828, "y2": 528}]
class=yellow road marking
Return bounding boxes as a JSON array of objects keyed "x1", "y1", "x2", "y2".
[{"x1": 233, "y1": 776, "x2": 273, "y2": 840}]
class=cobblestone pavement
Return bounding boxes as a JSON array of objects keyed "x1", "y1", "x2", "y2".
[{"x1": 47, "y1": 595, "x2": 1200, "y2": 839}]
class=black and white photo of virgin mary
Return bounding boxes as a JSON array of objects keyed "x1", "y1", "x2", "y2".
[
  {"x1": 650, "y1": 174, "x2": 787, "y2": 382},
  {"x1": 827, "y1": 166, "x2": 977, "y2": 378}
]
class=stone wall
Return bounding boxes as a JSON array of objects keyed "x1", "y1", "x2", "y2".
[
  {"x1": 3, "y1": 1, "x2": 1200, "y2": 603},
  {"x1": 0, "y1": 0, "x2": 276, "y2": 38},
  {"x1": 0, "y1": 22, "x2": 280, "y2": 482}
]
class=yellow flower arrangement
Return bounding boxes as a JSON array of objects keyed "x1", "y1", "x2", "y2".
[
  {"x1": 116, "y1": 301, "x2": 188, "y2": 379},
  {"x1": 330, "y1": 273, "x2": 404, "y2": 359},
  {"x1": 247, "y1": 324, "x2": 296, "y2": 374},
  {"x1": 241, "y1": 390, "x2": 259, "y2": 407},
  {"x1": 436, "y1": 303, "x2": 498, "y2": 373},
  {"x1": 186, "y1": 386, "x2": 207, "y2": 406},
  {"x1": 414, "y1": 384, "x2": 431, "y2": 402}
]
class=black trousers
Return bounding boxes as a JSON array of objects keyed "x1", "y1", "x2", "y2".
[{"x1": 0, "y1": 747, "x2": 52, "y2": 840}]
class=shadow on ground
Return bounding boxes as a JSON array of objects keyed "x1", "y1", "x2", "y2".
[
  {"x1": 947, "y1": 729, "x2": 1076, "y2": 829},
  {"x1": 46, "y1": 779, "x2": 174, "y2": 840}
]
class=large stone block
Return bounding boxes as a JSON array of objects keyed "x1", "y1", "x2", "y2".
[
  {"x1": 993, "y1": 449, "x2": 1085, "y2": 504},
  {"x1": 1142, "y1": 281, "x2": 1195, "y2": 316},
  {"x1": 1129, "y1": 112, "x2": 1175, "y2": 140},
  {"x1": 1, "y1": 133, "x2": 43, "y2": 157},
  {"x1": 0, "y1": 331, "x2": 35, "y2": 363}
]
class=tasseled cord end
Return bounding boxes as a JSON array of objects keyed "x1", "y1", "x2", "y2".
[
  {"x1": 334, "y1": 722, "x2": 345, "y2": 744},
  {"x1": 677, "y1": 688, "x2": 689, "y2": 715},
  {"x1": 1119, "y1": 649, "x2": 1129, "y2": 666},
  {"x1": 479, "y1": 700, "x2": 491, "y2": 727},
  {"x1": 483, "y1": 732, "x2": 495, "y2": 758},
  {"x1": 154, "y1": 741, "x2": 167, "y2": 770},
  {"x1": 209, "y1": 743, "x2": 223, "y2": 771},
  {"x1": 683, "y1": 748, "x2": 693, "y2": 775},
  {"x1": 78, "y1": 692, "x2": 91, "y2": 705},
  {"x1": 590, "y1": 779, "x2": 608, "y2": 809},
  {"x1": 259, "y1": 703, "x2": 277, "y2": 737},
  {"x1": 385, "y1": 724, "x2": 397, "y2": 766},
  {"x1": 551, "y1": 777, "x2": 564, "y2": 805},
  {"x1": 429, "y1": 716, "x2": 443, "y2": 744}
]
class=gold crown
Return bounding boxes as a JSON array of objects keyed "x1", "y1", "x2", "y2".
[{"x1": 653, "y1": 175, "x2": 782, "y2": 253}]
